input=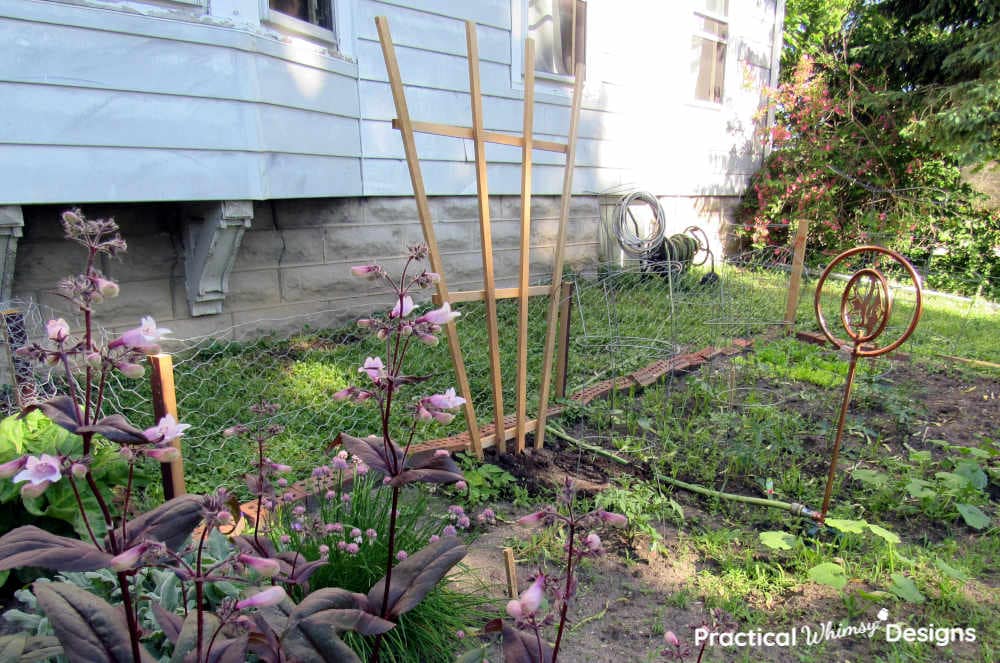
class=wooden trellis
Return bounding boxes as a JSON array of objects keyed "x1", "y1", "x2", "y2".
[{"x1": 375, "y1": 16, "x2": 583, "y2": 456}]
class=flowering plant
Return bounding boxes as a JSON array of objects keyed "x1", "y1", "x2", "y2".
[
  {"x1": 479, "y1": 477, "x2": 628, "y2": 662},
  {"x1": 0, "y1": 214, "x2": 468, "y2": 663}
]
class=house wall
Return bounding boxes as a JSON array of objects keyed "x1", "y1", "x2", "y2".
[
  {"x1": 1, "y1": 0, "x2": 782, "y2": 343},
  {"x1": 12, "y1": 195, "x2": 604, "y2": 339}
]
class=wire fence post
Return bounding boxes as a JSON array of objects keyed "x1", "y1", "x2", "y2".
[
  {"x1": 148, "y1": 353, "x2": 186, "y2": 499},
  {"x1": 784, "y1": 218, "x2": 811, "y2": 329}
]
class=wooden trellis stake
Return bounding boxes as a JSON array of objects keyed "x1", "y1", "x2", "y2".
[
  {"x1": 376, "y1": 16, "x2": 483, "y2": 458},
  {"x1": 467, "y1": 23, "x2": 507, "y2": 451},
  {"x1": 148, "y1": 353, "x2": 186, "y2": 499},
  {"x1": 534, "y1": 63, "x2": 585, "y2": 450},
  {"x1": 377, "y1": 16, "x2": 582, "y2": 454},
  {"x1": 515, "y1": 38, "x2": 536, "y2": 453}
]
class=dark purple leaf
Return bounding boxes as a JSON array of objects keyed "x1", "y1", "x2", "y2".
[
  {"x1": 173, "y1": 610, "x2": 220, "y2": 663},
  {"x1": 207, "y1": 633, "x2": 248, "y2": 663},
  {"x1": 279, "y1": 554, "x2": 327, "y2": 587},
  {"x1": 78, "y1": 414, "x2": 150, "y2": 445},
  {"x1": 18, "y1": 634, "x2": 63, "y2": 661},
  {"x1": 121, "y1": 494, "x2": 203, "y2": 551},
  {"x1": 501, "y1": 623, "x2": 553, "y2": 663},
  {"x1": 246, "y1": 614, "x2": 282, "y2": 663},
  {"x1": 367, "y1": 536, "x2": 467, "y2": 618},
  {"x1": 389, "y1": 448, "x2": 464, "y2": 487},
  {"x1": 0, "y1": 526, "x2": 113, "y2": 572},
  {"x1": 339, "y1": 433, "x2": 401, "y2": 476},
  {"x1": 234, "y1": 534, "x2": 278, "y2": 558},
  {"x1": 151, "y1": 603, "x2": 182, "y2": 644},
  {"x1": 281, "y1": 588, "x2": 392, "y2": 663},
  {"x1": 21, "y1": 396, "x2": 83, "y2": 434},
  {"x1": 388, "y1": 468, "x2": 464, "y2": 487},
  {"x1": 34, "y1": 581, "x2": 155, "y2": 663},
  {"x1": 384, "y1": 374, "x2": 432, "y2": 387}
]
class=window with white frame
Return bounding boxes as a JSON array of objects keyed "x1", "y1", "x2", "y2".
[
  {"x1": 527, "y1": 0, "x2": 586, "y2": 78},
  {"x1": 265, "y1": 0, "x2": 334, "y2": 39},
  {"x1": 691, "y1": 0, "x2": 728, "y2": 103}
]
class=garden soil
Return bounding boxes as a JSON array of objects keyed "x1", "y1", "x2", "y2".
[{"x1": 461, "y1": 357, "x2": 998, "y2": 662}]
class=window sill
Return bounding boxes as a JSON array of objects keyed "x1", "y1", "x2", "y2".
[{"x1": 262, "y1": 10, "x2": 337, "y2": 48}]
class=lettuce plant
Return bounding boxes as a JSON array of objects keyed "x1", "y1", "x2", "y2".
[{"x1": 0, "y1": 212, "x2": 469, "y2": 663}]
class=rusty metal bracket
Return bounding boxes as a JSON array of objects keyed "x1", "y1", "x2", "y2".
[{"x1": 813, "y1": 246, "x2": 923, "y2": 522}]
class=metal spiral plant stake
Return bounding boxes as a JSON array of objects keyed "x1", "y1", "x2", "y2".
[{"x1": 814, "y1": 246, "x2": 923, "y2": 523}]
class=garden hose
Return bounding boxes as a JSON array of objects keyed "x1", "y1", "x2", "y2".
[
  {"x1": 612, "y1": 190, "x2": 666, "y2": 258},
  {"x1": 545, "y1": 424, "x2": 821, "y2": 522}
]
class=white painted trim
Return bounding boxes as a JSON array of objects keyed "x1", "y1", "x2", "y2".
[
  {"x1": 333, "y1": 0, "x2": 357, "y2": 61},
  {"x1": 259, "y1": 0, "x2": 337, "y2": 47},
  {"x1": 0, "y1": 0, "x2": 355, "y2": 76}
]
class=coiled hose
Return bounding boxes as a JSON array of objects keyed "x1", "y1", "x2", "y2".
[{"x1": 613, "y1": 190, "x2": 666, "y2": 258}]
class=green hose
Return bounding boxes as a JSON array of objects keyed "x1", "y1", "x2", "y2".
[{"x1": 545, "y1": 425, "x2": 821, "y2": 521}]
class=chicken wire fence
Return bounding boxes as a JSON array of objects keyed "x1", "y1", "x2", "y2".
[{"x1": 2, "y1": 230, "x2": 996, "y2": 496}]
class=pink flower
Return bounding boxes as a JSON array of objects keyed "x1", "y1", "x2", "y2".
[
  {"x1": 442, "y1": 525, "x2": 457, "y2": 537},
  {"x1": 389, "y1": 295, "x2": 415, "y2": 319},
  {"x1": 0, "y1": 456, "x2": 27, "y2": 479},
  {"x1": 345, "y1": 543, "x2": 360, "y2": 555},
  {"x1": 94, "y1": 277, "x2": 119, "y2": 298},
  {"x1": 396, "y1": 550, "x2": 408, "y2": 561},
  {"x1": 665, "y1": 630, "x2": 680, "y2": 647},
  {"x1": 426, "y1": 388, "x2": 466, "y2": 410},
  {"x1": 584, "y1": 532, "x2": 601, "y2": 551},
  {"x1": 20, "y1": 481, "x2": 51, "y2": 498},
  {"x1": 143, "y1": 414, "x2": 191, "y2": 444},
  {"x1": 115, "y1": 361, "x2": 145, "y2": 379},
  {"x1": 236, "y1": 586, "x2": 287, "y2": 610},
  {"x1": 455, "y1": 480, "x2": 468, "y2": 491},
  {"x1": 13, "y1": 454, "x2": 61, "y2": 486},
  {"x1": 507, "y1": 574, "x2": 545, "y2": 620},
  {"x1": 351, "y1": 265, "x2": 381, "y2": 279},
  {"x1": 517, "y1": 510, "x2": 547, "y2": 527},
  {"x1": 417, "y1": 333, "x2": 439, "y2": 346},
  {"x1": 110, "y1": 542, "x2": 151, "y2": 572},
  {"x1": 520, "y1": 575, "x2": 545, "y2": 613},
  {"x1": 415, "y1": 302, "x2": 460, "y2": 325},
  {"x1": 332, "y1": 387, "x2": 354, "y2": 401},
  {"x1": 360, "y1": 357, "x2": 385, "y2": 382},
  {"x1": 598, "y1": 510, "x2": 628, "y2": 527},
  {"x1": 331, "y1": 456, "x2": 350, "y2": 471},
  {"x1": 319, "y1": 544, "x2": 330, "y2": 556},
  {"x1": 147, "y1": 447, "x2": 180, "y2": 463},
  {"x1": 366, "y1": 528, "x2": 377, "y2": 540},
  {"x1": 46, "y1": 318, "x2": 70, "y2": 343},
  {"x1": 111, "y1": 316, "x2": 171, "y2": 352},
  {"x1": 239, "y1": 554, "x2": 281, "y2": 578}
]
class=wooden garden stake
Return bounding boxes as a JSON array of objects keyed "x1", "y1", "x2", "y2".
[
  {"x1": 466, "y1": 22, "x2": 507, "y2": 450},
  {"x1": 376, "y1": 16, "x2": 483, "y2": 457},
  {"x1": 784, "y1": 218, "x2": 811, "y2": 328},
  {"x1": 148, "y1": 353, "x2": 186, "y2": 499},
  {"x1": 515, "y1": 38, "x2": 536, "y2": 453},
  {"x1": 503, "y1": 547, "x2": 519, "y2": 599},
  {"x1": 535, "y1": 64, "x2": 585, "y2": 450}
]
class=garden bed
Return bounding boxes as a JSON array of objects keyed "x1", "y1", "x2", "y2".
[{"x1": 458, "y1": 337, "x2": 998, "y2": 662}]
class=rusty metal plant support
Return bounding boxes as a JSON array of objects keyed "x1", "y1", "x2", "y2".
[{"x1": 814, "y1": 246, "x2": 923, "y2": 522}]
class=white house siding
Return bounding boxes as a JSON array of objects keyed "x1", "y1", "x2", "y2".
[{"x1": 1, "y1": 0, "x2": 783, "y2": 341}]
